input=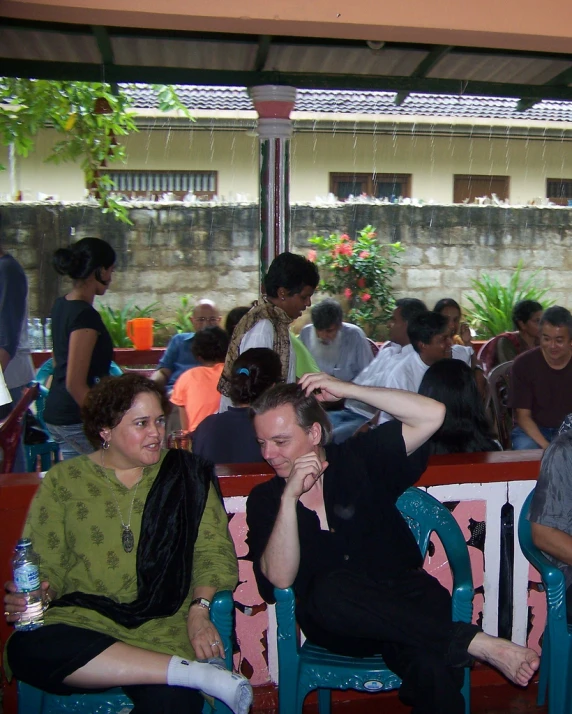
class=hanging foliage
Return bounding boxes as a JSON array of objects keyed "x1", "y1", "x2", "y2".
[{"x1": 0, "y1": 79, "x2": 191, "y2": 223}]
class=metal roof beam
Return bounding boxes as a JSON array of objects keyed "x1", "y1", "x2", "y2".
[
  {"x1": 514, "y1": 61, "x2": 572, "y2": 111},
  {"x1": 3, "y1": 58, "x2": 572, "y2": 102},
  {"x1": 253, "y1": 35, "x2": 272, "y2": 72},
  {"x1": 91, "y1": 25, "x2": 118, "y2": 94},
  {"x1": 395, "y1": 44, "x2": 452, "y2": 106}
]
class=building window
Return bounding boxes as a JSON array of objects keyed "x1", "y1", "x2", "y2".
[
  {"x1": 453, "y1": 175, "x2": 509, "y2": 203},
  {"x1": 547, "y1": 179, "x2": 572, "y2": 206},
  {"x1": 105, "y1": 170, "x2": 217, "y2": 200},
  {"x1": 330, "y1": 173, "x2": 411, "y2": 201}
]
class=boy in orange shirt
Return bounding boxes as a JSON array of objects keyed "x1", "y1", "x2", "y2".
[{"x1": 171, "y1": 326, "x2": 229, "y2": 432}]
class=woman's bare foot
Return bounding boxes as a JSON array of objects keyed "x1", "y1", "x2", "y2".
[{"x1": 468, "y1": 632, "x2": 540, "y2": 687}]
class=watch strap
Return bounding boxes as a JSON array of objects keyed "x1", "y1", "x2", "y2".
[{"x1": 190, "y1": 597, "x2": 211, "y2": 610}]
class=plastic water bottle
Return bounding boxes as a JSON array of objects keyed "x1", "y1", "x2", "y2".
[
  {"x1": 12, "y1": 538, "x2": 44, "y2": 631},
  {"x1": 30, "y1": 318, "x2": 44, "y2": 351},
  {"x1": 44, "y1": 318, "x2": 52, "y2": 350}
]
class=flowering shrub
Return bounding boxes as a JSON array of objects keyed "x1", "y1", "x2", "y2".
[{"x1": 308, "y1": 225, "x2": 404, "y2": 337}]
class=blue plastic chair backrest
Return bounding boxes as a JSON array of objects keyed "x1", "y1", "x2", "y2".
[
  {"x1": 397, "y1": 488, "x2": 473, "y2": 573},
  {"x1": 35, "y1": 358, "x2": 123, "y2": 385},
  {"x1": 518, "y1": 490, "x2": 567, "y2": 597}
]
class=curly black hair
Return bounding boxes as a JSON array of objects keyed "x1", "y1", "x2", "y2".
[{"x1": 81, "y1": 373, "x2": 171, "y2": 447}]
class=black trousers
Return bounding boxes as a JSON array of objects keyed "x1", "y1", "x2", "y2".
[
  {"x1": 7, "y1": 624, "x2": 204, "y2": 714},
  {"x1": 297, "y1": 568, "x2": 480, "y2": 714}
]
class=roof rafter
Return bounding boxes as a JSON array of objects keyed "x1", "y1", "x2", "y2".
[
  {"x1": 394, "y1": 45, "x2": 453, "y2": 106},
  {"x1": 253, "y1": 35, "x2": 272, "y2": 72},
  {"x1": 516, "y1": 62, "x2": 572, "y2": 111},
  {"x1": 91, "y1": 25, "x2": 119, "y2": 94}
]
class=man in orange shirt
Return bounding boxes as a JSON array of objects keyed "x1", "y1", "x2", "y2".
[{"x1": 171, "y1": 326, "x2": 229, "y2": 432}]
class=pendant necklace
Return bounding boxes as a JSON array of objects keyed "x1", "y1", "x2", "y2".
[{"x1": 100, "y1": 449, "x2": 143, "y2": 553}]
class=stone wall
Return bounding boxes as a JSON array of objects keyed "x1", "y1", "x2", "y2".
[{"x1": 1, "y1": 202, "x2": 571, "y2": 327}]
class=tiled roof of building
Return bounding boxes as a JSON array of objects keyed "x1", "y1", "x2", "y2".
[{"x1": 125, "y1": 84, "x2": 572, "y2": 123}]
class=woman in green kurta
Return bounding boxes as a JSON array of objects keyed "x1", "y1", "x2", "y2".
[{"x1": 4, "y1": 374, "x2": 252, "y2": 714}]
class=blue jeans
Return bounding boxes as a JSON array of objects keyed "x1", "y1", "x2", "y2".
[
  {"x1": 45, "y1": 422, "x2": 95, "y2": 461},
  {"x1": 328, "y1": 409, "x2": 370, "y2": 444},
  {"x1": 511, "y1": 425, "x2": 558, "y2": 450}
]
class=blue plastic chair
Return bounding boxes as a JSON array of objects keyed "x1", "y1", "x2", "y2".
[
  {"x1": 518, "y1": 489, "x2": 572, "y2": 714},
  {"x1": 17, "y1": 590, "x2": 235, "y2": 714},
  {"x1": 274, "y1": 487, "x2": 474, "y2": 714},
  {"x1": 25, "y1": 384, "x2": 60, "y2": 472},
  {"x1": 35, "y1": 358, "x2": 123, "y2": 386},
  {"x1": 26, "y1": 359, "x2": 124, "y2": 470}
]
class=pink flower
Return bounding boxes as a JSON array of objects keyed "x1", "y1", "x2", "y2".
[
  {"x1": 344, "y1": 288, "x2": 353, "y2": 299},
  {"x1": 357, "y1": 277, "x2": 367, "y2": 288},
  {"x1": 340, "y1": 233, "x2": 351, "y2": 242},
  {"x1": 338, "y1": 242, "x2": 353, "y2": 256},
  {"x1": 361, "y1": 293, "x2": 372, "y2": 302},
  {"x1": 308, "y1": 249, "x2": 317, "y2": 262},
  {"x1": 359, "y1": 251, "x2": 370, "y2": 259}
]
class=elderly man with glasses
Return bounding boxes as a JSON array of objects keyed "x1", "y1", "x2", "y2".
[{"x1": 151, "y1": 299, "x2": 221, "y2": 393}]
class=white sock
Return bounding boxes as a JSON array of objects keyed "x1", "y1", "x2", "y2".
[{"x1": 167, "y1": 656, "x2": 252, "y2": 714}]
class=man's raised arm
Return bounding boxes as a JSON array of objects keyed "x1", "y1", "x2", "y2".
[{"x1": 298, "y1": 372, "x2": 445, "y2": 455}]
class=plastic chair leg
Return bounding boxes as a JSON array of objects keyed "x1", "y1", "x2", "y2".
[
  {"x1": 317, "y1": 687, "x2": 332, "y2": 714},
  {"x1": 462, "y1": 668, "x2": 470, "y2": 714}
]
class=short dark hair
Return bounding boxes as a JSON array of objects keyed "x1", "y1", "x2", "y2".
[
  {"x1": 225, "y1": 306, "x2": 251, "y2": 338},
  {"x1": 395, "y1": 298, "x2": 427, "y2": 324},
  {"x1": 264, "y1": 251, "x2": 319, "y2": 298},
  {"x1": 311, "y1": 299, "x2": 343, "y2": 331},
  {"x1": 433, "y1": 298, "x2": 461, "y2": 315},
  {"x1": 250, "y1": 382, "x2": 332, "y2": 446},
  {"x1": 407, "y1": 311, "x2": 449, "y2": 354},
  {"x1": 512, "y1": 300, "x2": 543, "y2": 330},
  {"x1": 53, "y1": 237, "x2": 116, "y2": 281},
  {"x1": 540, "y1": 306, "x2": 572, "y2": 336},
  {"x1": 82, "y1": 374, "x2": 170, "y2": 447},
  {"x1": 191, "y1": 326, "x2": 229, "y2": 363},
  {"x1": 418, "y1": 359, "x2": 498, "y2": 455},
  {"x1": 538, "y1": 429, "x2": 572, "y2": 497},
  {"x1": 229, "y1": 348, "x2": 282, "y2": 405}
]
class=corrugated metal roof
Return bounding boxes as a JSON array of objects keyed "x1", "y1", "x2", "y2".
[{"x1": 1, "y1": 19, "x2": 572, "y2": 105}]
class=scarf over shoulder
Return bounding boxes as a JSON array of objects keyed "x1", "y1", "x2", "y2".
[
  {"x1": 50, "y1": 449, "x2": 221, "y2": 628},
  {"x1": 217, "y1": 301, "x2": 293, "y2": 397}
]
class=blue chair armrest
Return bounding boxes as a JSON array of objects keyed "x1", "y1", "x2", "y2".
[
  {"x1": 274, "y1": 588, "x2": 300, "y2": 661},
  {"x1": 210, "y1": 590, "x2": 234, "y2": 671}
]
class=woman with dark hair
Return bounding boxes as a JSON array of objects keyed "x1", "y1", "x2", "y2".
[
  {"x1": 44, "y1": 237, "x2": 116, "y2": 459},
  {"x1": 225, "y1": 306, "x2": 251, "y2": 338},
  {"x1": 218, "y1": 252, "x2": 319, "y2": 411},
  {"x1": 4, "y1": 373, "x2": 251, "y2": 714},
  {"x1": 433, "y1": 298, "x2": 472, "y2": 347},
  {"x1": 478, "y1": 299, "x2": 543, "y2": 374},
  {"x1": 418, "y1": 359, "x2": 500, "y2": 454},
  {"x1": 193, "y1": 348, "x2": 282, "y2": 463}
]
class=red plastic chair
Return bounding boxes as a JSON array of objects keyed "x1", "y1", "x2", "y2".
[{"x1": 0, "y1": 384, "x2": 39, "y2": 474}]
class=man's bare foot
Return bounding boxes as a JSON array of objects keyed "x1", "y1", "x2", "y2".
[{"x1": 468, "y1": 632, "x2": 540, "y2": 687}]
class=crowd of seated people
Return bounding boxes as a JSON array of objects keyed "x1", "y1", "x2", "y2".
[{"x1": 9, "y1": 255, "x2": 569, "y2": 714}]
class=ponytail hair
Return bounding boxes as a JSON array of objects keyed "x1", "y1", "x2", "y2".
[
  {"x1": 53, "y1": 237, "x2": 116, "y2": 281},
  {"x1": 229, "y1": 348, "x2": 282, "y2": 406}
]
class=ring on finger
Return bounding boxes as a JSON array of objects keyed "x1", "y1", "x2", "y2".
[
  {"x1": 4, "y1": 611, "x2": 10, "y2": 617},
  {"x1": 211, "y1": 640, "x2": 220, "y2": 647}
]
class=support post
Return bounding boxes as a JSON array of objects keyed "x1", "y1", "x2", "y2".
[{"x1": 249, "y1": 85, "x2": 296, "y2": 286}]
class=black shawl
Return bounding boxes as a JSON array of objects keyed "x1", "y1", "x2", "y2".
[{"x1": 50, "y1": 448, "x2": 222, "y2": 628}]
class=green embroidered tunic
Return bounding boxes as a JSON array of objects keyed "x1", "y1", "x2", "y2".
[{"x1": 23, "y1": 451, "x2": 238, "y2": 660}]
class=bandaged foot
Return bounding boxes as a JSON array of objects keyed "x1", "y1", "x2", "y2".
[{"x1": 167, "y1": 656, "x2": 253, "y2": 714}]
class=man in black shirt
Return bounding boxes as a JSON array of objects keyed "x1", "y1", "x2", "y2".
[{"x1": 246, "y1": 373, "x2": 539, "y2": 714}]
